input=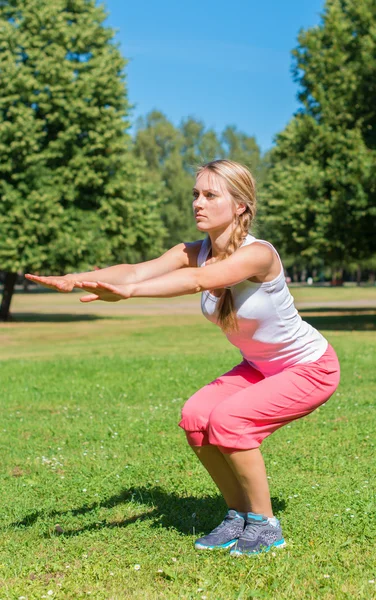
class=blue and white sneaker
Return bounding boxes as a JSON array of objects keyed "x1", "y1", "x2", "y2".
[
  {"x1": 194, "y1": 509, "x2": 246, "y2": 550},
  {"x1": 230, "y1": 512, "x2": 286, "y2": 556}
]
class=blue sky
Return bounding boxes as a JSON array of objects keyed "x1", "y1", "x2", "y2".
[{"x1": 104, "y1": 0, "x2": 325, "y2": 153}]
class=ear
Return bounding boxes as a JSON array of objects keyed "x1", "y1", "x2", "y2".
[{"x1": 236, "y1": 203, "x2": 247, "y2": 216}]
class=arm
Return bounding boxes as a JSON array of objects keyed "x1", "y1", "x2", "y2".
[
  {"x1": 129, "y1": 243, "x2": 275, "y2": 297},
  {"x1": 64, "y1": 241, "x2": 202, "y2": 285},
  {"x1": 76, "y1": 243, "x2": 275, "y2": 301},
  {"x1": 25, "y1": 241, "x2": 203, "y2": 291}
]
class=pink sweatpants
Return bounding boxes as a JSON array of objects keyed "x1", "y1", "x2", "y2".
[{"x1": 179, "y1": 344, "x2": 340, "y2": 453}]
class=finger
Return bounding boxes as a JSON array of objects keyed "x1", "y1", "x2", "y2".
[
  {"x1": 95, "y1": 281, "x2": 117, "y2": 291},
  {"x1": 76, "y1": 285, "x2": 101, "y2": 294},
  {"x1": 79, "y1": 294, "x2": 100, "y2": 303},
  {"x1": 29, "y1": 276, "x2": 54, "y2": 285},
  {"x1": 80, "y1": 281, "x2": 99, "y2": 289},
  {"x1": 25, "y1": 274, "x2": 45, "y2": 282}
]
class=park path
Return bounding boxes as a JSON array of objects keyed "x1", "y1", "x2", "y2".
[{"x1": 8, "y1": 292, "x2": 376, "y2": 318}]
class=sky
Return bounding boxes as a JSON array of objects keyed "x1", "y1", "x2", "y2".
[{"x1": 104, "y1": 0, "x2": 325, "y2": 153}]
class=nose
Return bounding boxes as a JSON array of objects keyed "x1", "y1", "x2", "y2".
[{"x1": 193, "y1": 193, "x2": 205, "y2": 209}]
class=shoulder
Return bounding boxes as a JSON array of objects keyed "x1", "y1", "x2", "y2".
[
  {"x1": 154, "y1": 240, "x2": 204, "y2": 270},
  {"x1": 235, "y1": 241, "x2": 276, "y2": 277},
  {"x1": 241, "y1": 238, "x2": 283, "y2": 282},
  {"x1": 182, "y1": 239, "x2": 206, "y2": 267},
  {"x1": 239, "y1": 240, "x2": 274, "y2": 262}
]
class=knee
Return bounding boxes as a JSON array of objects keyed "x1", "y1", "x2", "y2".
[
  {"x1": 207, "y1": 406, "x2": 256, "y2": 449},
  {"x1": 207, "y1": 405, "x2": 237, "y2": 436},
  {"x1": 184, "y1": 429, "x2": 210, "y2": 446},
  {"x1": 179, "y1": 396, "x2": 210, "y2": 447},
  {"x1": 179, "y1": 393, "x2": 207, "y2": 433},
  {"x1": 180, "y1": 395, "x2": 199, "y2": 424}
]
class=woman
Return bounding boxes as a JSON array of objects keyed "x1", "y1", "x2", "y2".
[{"x1": 26, "y1": 159, "x2": 340, "y2": 556}]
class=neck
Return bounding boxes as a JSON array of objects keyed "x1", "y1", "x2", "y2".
[{"x1": 208, "y1": 223, "x2": 239, "y2": 257}]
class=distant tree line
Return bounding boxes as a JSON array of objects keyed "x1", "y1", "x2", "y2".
[{"x1": 0, "y1": 0, "x2": 375, "y2": 319}]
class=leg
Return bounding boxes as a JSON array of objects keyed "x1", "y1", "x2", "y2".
[
  {"x1": 191, "y1": 444, "x2": 272, "y2": 515},
  {"x1": 206, "y1": 346, "x2": 340, "y2": 518},
  {"x1": 191, "y1": 444, "x2": 249, "y2": 511},
  {"x1": 224, "y1": 448, "x2": 273, "y2": 516},
  {"x1": 179, "y1": 360, "x2": 264, "y2": 511}
]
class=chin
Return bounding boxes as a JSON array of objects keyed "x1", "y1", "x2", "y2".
[{"x1": 195, "y1": 222, "x2": 209, "y2": 231}]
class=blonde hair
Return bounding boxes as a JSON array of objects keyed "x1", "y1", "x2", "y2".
[{"x1": 196, "y1": 159, "x2": 257, "y2": 333}]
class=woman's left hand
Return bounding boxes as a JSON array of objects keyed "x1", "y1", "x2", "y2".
[{"x1": 74, "y1": 281, "x2": 133, "y2": 303}]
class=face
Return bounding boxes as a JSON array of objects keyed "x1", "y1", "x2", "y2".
[{"x1": 192, "y1": 170, "x2": 244, "y2": 234}]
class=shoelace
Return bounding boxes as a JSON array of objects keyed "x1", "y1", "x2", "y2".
[
  {"x1": 241, "y1": 521, "x2": 264, "y2": 541},
  {"x1": 210, "y1": 516, "x2": 233, "y2": 534}
]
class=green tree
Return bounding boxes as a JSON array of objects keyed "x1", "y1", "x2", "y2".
[
  {"x1": 133, "y1": 111, "x2": 194, "y2": 246},
  {"x1": 133, "y1": 112, "x2": 209, "y2": 246},
  {"x1": 0, "y1": 0, "x2": 165, "y2": 320},
  {"x1": 180, "y1": 116, "x2": 223, "y2": 174},
  {"x1": 260, "y1": 0, "x2": 376, "y2": 272},
  {"x1": 221, "y1": 125, "x2": 264, "y2": 184}
]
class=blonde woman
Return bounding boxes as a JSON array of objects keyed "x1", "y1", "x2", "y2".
[{"x1": 26, "y1": 160, "x2": 340, "y2": 556}]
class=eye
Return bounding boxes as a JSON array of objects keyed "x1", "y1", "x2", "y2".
[
  {"x1": 206, "y1": 192, "x2": 215, "y2": 199},
  {"x1": 192, "y1": 191, "x2": 199, "y2": 198}
]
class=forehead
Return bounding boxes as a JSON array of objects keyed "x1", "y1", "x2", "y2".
[{"x1": 195, "y1": 169, "x2": 227, "y2": 194}]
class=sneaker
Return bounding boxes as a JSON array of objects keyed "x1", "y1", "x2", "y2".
[
  {"x1": 230, "y1": 512, "x2": 286, "y2": 556},
  {"x1": 194, "y1": 509, "x2": 246, "y2": 550}
]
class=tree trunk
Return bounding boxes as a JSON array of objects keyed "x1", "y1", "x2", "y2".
[
  {"x1": 356, "y1": 266, "x2": 362, "y2": 286},
  {"x1": 331, "y1": 266, "x2": 343, "y2": 286},
  {"x1": 0, "y1": 272, "x2": 17, "y2": 321}
]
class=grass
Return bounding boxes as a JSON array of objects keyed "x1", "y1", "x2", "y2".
[{"x1": 0, "y1": 290, "x2": 375, "y2": 599}]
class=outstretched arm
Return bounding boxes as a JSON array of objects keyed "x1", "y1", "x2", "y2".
[
  {"x1": 75, "y1": 243, "x2": 274, "y2": 302},
  {"x1": 64, "y1": 242, "x2": 201, "y2": 284},
  {"x1": 25, "y1": 241, "x2": 202, "y2": 292},
  {"x1": 130, "y1": 242, "x2": 274, "y2": 296}
]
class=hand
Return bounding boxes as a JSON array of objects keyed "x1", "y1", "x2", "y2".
[
  {"x1": 24, "y1": 274, "x2": 76, "y2": 293},
  {"x1": 74, "y1": 281, "x2": 133, "y2": 303}
]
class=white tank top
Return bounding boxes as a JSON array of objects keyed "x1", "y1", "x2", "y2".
[{"x1": 198, "y1": 233, "x2": 328, "y2": 377}]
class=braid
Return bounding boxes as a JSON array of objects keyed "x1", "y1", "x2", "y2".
[{"x1": 216, "y1": 210, "x2": 251, "y2": 332}]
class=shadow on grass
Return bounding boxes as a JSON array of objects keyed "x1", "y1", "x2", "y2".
[
  {"x1": 14, "y1": 311, "x2": 374, "y2": 329},
  {"x1": 9, "y1": 313, "x2": 136, "y2": 323},
  {"x1": 9, "y1": 309, "x2": 376, "y2": 328},
  {"x1": 9, "y1": 486, "x2": 286, "y2": 538},
  {"x1": 299, "y1": 307, "x2": 375, "y2": 313},
  {"x1": 9, "y1": 313, "x2": 105, "y2": 323},
  {"x1": 301, "y1": 312, "x2": 375, "y2": 331}
]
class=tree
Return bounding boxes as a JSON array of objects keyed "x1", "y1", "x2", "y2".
[
  {"x1": 260, "y1": 0, "x2": 376, "y2": 271},
  {"x1": 133, "y1": 111, "x2": 195, "y2": 246},
  {"x1": 0, "y1": 0, "x2": 165, "y2": 320},
  {"x1": 180, "y1": 116, "x2": 223, "y2": 174},
  {"x1": 221, "y1": 125, "x2": 264, "y2": 185},
  {"x1": 134, "y1": 112, "x2": 214, "y2": 246}
]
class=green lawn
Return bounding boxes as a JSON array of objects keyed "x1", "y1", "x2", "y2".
[{"x1": 0, "y1": 291, "x2": 375, "y2": 599}]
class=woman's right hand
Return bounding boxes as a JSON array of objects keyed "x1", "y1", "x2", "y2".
[{"x1": 24, "y1": 274, "x2": 77, "y2": 293}]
